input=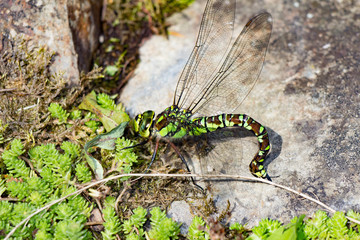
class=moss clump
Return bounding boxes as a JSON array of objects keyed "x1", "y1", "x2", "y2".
[{"x1": 0, "y1": 37, "x2": 103, "y2": 148}]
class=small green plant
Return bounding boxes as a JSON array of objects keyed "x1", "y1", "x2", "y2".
[
  {"x1": 245, "y1": 210, "x2": 360, "y2": 240},
  {"x1": 48, "y1": 103, "x2": 70, "y2": 124},
  {"x1": 188, "y1": 216, "x2": 209, "y2": 240},
  {"x1": 121, "y1": 206, "x2": 181, "y2": 239},
  {"x1": 2, "y1": 139, "x2": 28, "y2": 178},
  {"x1": 122, "y1": 206, "x2": 147, "y2": 239},
  {"x1": 113, "y1": 137, "x2": 139, "y2": 179},
  {"x1": 0, "y1": 139, "x2": 93, "y2": 238},
  {"x1": 250, "y1": 218, "x2": 282, "y2": 239},
  {"x1": 70, "y1": 109, "x2": 82, "y2": 120},
  {"x1": 102, "y1": 197, "x2": 122, "y2": 240},
  {"x1": 147, "y1": 207, "x2": 181, "y2": 240},
  {"x1": 75, "y1": 163, "x2": 93, "y2": 183},
  {"x1": 304, "y1": 210, "x2": 329, "y2": 239},
  {"x1": 97, "y1": 93, "x2": 117, "y2": 110},
  {"x1": 84, "y1": 112, "x2": 102, "y2": 131}
]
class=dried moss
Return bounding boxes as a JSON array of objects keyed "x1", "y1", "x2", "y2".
[{"x1": 0, "y1": 37, "x2": 103, "y2": 148}]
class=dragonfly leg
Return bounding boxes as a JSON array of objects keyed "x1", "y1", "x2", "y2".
[
  {"x1": 119, "y1": 140, "x2": 148, "y2": 151},
  {"x1": 168, "y1": 141, "x2": 204, "y2": 192},
  {"x1": 144, "y1": 138, "x2": 160, "y2": 173}
]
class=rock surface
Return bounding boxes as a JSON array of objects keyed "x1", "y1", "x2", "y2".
[
  {"x1": 0, "y1": 0, "x2": 101, "y2": 85},
  {"x1": 120, "y1": 0, "x2": 360, "y2": 226}
]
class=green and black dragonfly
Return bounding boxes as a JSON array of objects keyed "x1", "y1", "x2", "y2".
[{"x1": 130, "y1": 0, "x2": 273, "y2": 183}]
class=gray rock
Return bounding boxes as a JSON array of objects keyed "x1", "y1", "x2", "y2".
[
  {"x1": 120, "y1": 0, "x2": 360, "y2": 227},
  {"x1": 0, "y1": 0, "x2": 101, "y2": 85},
  {"x1": 167, "y1": 201, "x2": 193, "y2": 235}
]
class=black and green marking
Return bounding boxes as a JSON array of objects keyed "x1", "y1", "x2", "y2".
[
  {"x1": 130, "y1": 0, "x2": 273, "y2": 183},
  {"x1": 134, "y1": 104, "x2": 270, "y2": 179}
]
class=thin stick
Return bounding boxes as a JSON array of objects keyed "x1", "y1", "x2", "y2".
[{"x1": 5, "y1": 173, "x2": 360, "y2": 239}]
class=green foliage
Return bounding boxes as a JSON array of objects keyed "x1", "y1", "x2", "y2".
[
  {"x1": 123, "y1": 206, "x2": 147, "y2": 237},
  {"x1": 267, "y1": 215, "x2": 306, "y2": 240},
  {"x1": 29, "y1": 143, "x2": 73, "y2": 186},
  {"x1": 0, "y1": 139, "x2": 93, "y2": 238},
  {"x1": 114, "y1": 137, "x2": 138, "y2": 179},
  {"x1": 304, "y1": 210, "x2": 329, "y2": 239},
  {"x1": 327, "y1": 211, "x2": 349, "y2": 238},
  {"x1": 104, "y1": 65, "x2": 119, "y2": 77},
  {"x1": 147, "y1": 207, "x2": 181, "y2": 240},
  {"x1": 97, "y1": 93, "x2": 116, "y2": 110},
  {"x1": 48, "y1": 102, "x2": 70, "y2": 124},
  {"x1": 61, "y1": 141, "x2": 81, "y2": 160},
  {"x1": 348, "y1": 209, "x2": 360, "y2": 231},
  {"x1": 84, "y1": 112, "x2": 102, "y2": 131},
  {"x1": 156, "y1": 0, "x2": 195, "y2": 15},
  {"x1": 122, "y1": 207, "x2": 181, "y2": 239},
  {"x1": 102, "y1": 197, "x2": 122, "y2": 240},
  {"x1": 188, "y1": 216, "x2": 209, "y2": 240},
  {"x1": 70, "y1": 109, "x2": 82, "y2": 120},
  {"x1": 53, "y1": 220, "x2": 91, "y2": 240},
  {"x1": 0, "y1": 201, "x2": 13, "y2": 222},
  {"x1": 75, "y1": 163, "x2": 92, "y2": 183},
  {"x1": 1, "y1": 139, "x2": 29, "y2": 178},
  {"x1": 27, "y1": 177, "x2": 53, "y2": 206},
  {"x1": 303, "y1": 210, "x2": 360, "y2": 239},
  {"x1": 79, "y1": 91, "x2": 129, "y2": 132},
  {"x1": 244, "y1": 211, "x2": 360, "y2": 240},
  {"x1": 229, "y1": 222, "x2": 243, "y2": 231},
  {"x1": 35, "y1": 228, "x2": 53, "y2": 240},
  {"x1": 249, "y1": 218, "x2": 282, "y2": 239}
]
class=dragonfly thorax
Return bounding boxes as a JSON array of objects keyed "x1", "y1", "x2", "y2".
[
  {"x1": 133, "y1": 105, "x2": 194, "y2": 139},
  {"x1": 154, "y1": 105, "x2": 194, "y2": 138}
]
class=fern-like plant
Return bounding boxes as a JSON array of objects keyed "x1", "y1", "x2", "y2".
[
  {"x1": 48, "y1": 102, "x2": 70, "y2": 124},
  {"x1": 97, "y1": 93, "x2": 116, "y2": 110},
  {"x1": 188, "y1": 216, "x2": 209, "y2": 240},
  {"x1": 147, "y1": 207, "x2": 181, "y2": 240},
  {"x1": 0, "y1": 139, "x2": 93, "y2": 238}
]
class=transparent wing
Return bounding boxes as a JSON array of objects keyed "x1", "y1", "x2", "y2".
[
  {"x1": 174, "y1": 0, "x2": 236, "y2": 109},
  {"x1": 175, "y1": 9, "x2": 273, "y2": 117}
]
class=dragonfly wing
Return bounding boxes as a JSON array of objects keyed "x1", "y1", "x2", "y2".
[
  {"x1": 181, "y1": 128, "x2": 259, "y2": 188},
  {"x1": 174, "y1": 0, "x2": 236, "y2": 109},
  {"x1": 188, "y1": 12, "x2": 273, "y2": 117}
]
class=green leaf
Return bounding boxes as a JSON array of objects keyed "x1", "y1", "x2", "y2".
[
  {"x1": 266, "y1": 226, "x2": 286, "y2": 240},
  {"x1": 79, "y1": 91, "x2": 130, "y2": 132},
  {"x1": 84, "y1": 122, "x2": 128, "y2": 179},
  {"x1": 105, "y1": 45, "x2": 114, "y2": 53},
  {"x1": 104, "y1": 65, "x2": 119, "y2": 76},
  {"x1": 267, "y1": 215, "x2": 305, "y2": 240},
  {"x1": 109, "y1": 37, "x2": 121, "y2": 43}
]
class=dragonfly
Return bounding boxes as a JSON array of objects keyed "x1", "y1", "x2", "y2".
[{"x1": 130, "y1": 0, "x2": 273, "y2": 185}]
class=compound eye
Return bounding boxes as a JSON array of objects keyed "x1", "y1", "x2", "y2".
[{"x1": 145, "y1": 118, "x2": 152, "y2": 130}]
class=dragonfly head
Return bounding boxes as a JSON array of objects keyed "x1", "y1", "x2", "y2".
[{"x1": 133, "y1": 110, "x2": 155, "y2": 138}]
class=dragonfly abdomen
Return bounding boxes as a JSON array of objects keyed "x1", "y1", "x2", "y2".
[{"x1": 192, "y1": 114, "x2": 270, "y2": 179}]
